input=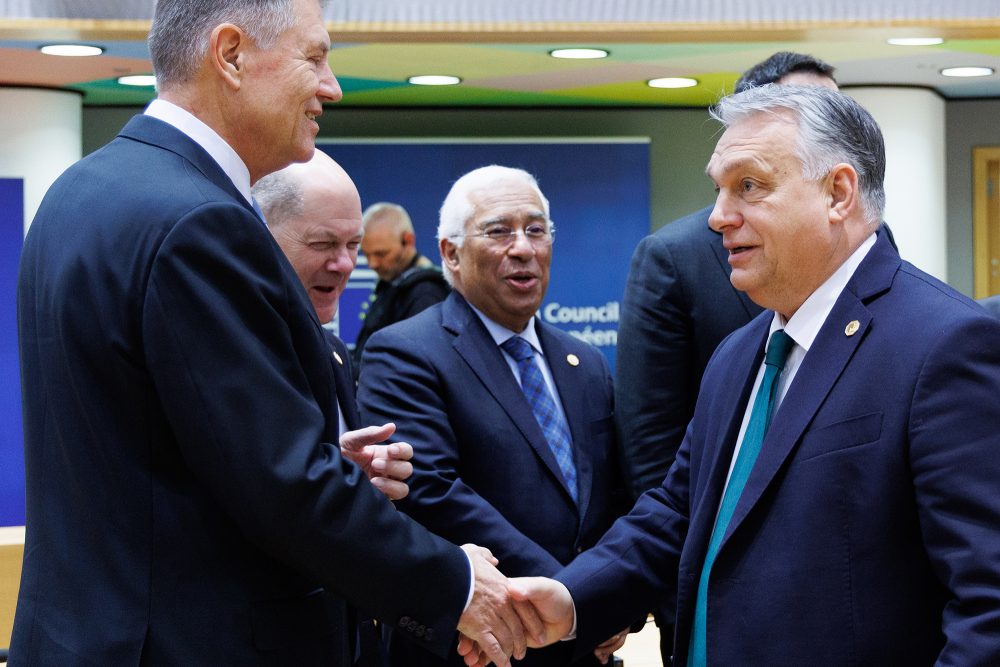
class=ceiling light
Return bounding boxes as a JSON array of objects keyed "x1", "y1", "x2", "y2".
[
  {"x1": 940, "y1": 67, "x2": 995, "y2": 78},
  {"x1": 118, "y1": 74, "x2": 157, "y2": 87},
  {"x1": 408, "y1": 75, "x2": 461, "y2": 86},
  {"x1": 549, "y1": 48, "x2": 609, "y2": 60},
  {"x1": 647, "y1": 77, "x2": 698, "y2": 89},
  {"x1": 39, "y1": 44, "x2": 104, "y2": 57},
  {"x1": 887, "y1": 37, "x2": 944, "y2": 46}
]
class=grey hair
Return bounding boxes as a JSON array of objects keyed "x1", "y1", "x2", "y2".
[
  {"x1": 149, "y1": 0, "x2": 297, "y2": 89},
  {"x1": 363, "y1": 202, "x2": 414, "y2": 234},
  {"x1": 251, "y1": 167, "x2": 304, "y2": 228},
  {"x1": 710, "y1": 84, "x2": 885, "y2": 225},
  {"x1": 437, "y1": 165, "x2": 551, "y2": 285}
]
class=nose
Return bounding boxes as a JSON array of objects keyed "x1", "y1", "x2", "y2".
[
  {"x1": 506, "y1": 229, "x2": 537, "y2": 258},
  {"x1": 708, "y1": 191, "x2": 742, "y2": 233},
  {"x1": 326, "y1": 248, "x2": 354, "y2": 274},
  {"x1": 319, "y1": 61, "x2": 343, "y2": 104}
]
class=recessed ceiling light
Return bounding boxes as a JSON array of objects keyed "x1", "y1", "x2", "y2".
[
  {"x1": 408, "y1": 75, "x2": 461, "y2": 86},
  {"x1": 647, "y1": 77, "x2": 698, "y2": 89},
  {"x1": 118, "y1": 74, "x2": 157, "y2": 87},
  {"x1": 887, "y1": 37, "x2": 944, "y2": 46},
  {"x1": 39, "y1": 44, "x2": 104, "y2": 57},
  {"x1": 550, "y1": 48, "x2": 609, "y2": 60},
  {"x1": 940, "y1": 66, "x2": 995, "y2": 78}
]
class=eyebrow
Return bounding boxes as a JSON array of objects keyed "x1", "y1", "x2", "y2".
[{"x1": 705, "y1": 156, "x2": 763, "y2": 180}]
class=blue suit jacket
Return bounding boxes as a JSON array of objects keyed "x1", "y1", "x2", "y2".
[
  {"x1": 616, "y1": 206, "x2": 762, "y2": 501},
  {"x1": 358, "y1": 292, "x2": 631, "y2": 665},
  {"x1": 559, "y1": 232, "x2": 1000, "y2": 665},
  {"x1": 13, "y1": 115, "x2": 468, "y2": 665}
]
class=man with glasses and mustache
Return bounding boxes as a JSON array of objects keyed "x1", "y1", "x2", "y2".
[{"x1": 358, "y1": 165, "x2": 631, "y2": 666}]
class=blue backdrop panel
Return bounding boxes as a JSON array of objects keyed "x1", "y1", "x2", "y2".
[
  {"x1": 1, "y1": 178, "x2": 25, "y2": 527},
  {"x1": 319, "y1": 140, "x2": 649, "y2": 370}
]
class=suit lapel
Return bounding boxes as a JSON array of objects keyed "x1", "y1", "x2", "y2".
[
  {"x1": 444, "y1": 294, "x2": 575, "y2": 504},
  {"x1": 537, "y1": 322, "x2": 590, "y2": 517},
  {"x1": 720, "y1": 234, "x2": 898, "y2": 546},
  {"x1": 326, "y1": 331, "x2": 361, "y2": 431},
  {"x1": 686, "y1": 316, "x2": 768, "y2": 560}
]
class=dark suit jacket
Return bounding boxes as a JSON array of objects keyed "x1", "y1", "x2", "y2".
[
  {"x1": 357, "y1": 292, "x2": 631, "y2": 666},
  {"x1": 560, "y1": 232, "x2": 1000, "y2": 665},
  {"x1": 616, "y1": 206, "x2": 762, "y2": 501},
  {"x1": 13, "y1": 114, "x2": 468, "y2": 665}
]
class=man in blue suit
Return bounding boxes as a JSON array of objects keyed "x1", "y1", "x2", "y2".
[
  {"x1": 615, "y1": 52, "x2": 838, "y2": 505},
  {"x1": 357, "y1": 166, "x2": 631, "y2": 666},
  {"x1": 504, "y1": 86, "x2": 1000, "y2": 665},
  {"x1": 12, "y1": 1, "x2": 530, "y2": 664}
]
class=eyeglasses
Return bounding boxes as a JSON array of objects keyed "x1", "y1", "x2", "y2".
[{"x1": 451, "y1": 223, "x2": 555, "y2": 248}]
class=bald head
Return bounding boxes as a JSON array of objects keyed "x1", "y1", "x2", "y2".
[{"x1": 252, "y1": 151, "x2": 363, "y2": 324}]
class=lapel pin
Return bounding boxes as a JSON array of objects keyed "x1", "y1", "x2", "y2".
[
  {"x1": 332, "y1": 350, "x2": 344, "y2": 365},
  {"x1": 845, "y1": 320, "x2": 860, "y2": 337},
  {"x1": 566, "y1": 354, "x2": 580, "y2": 367}
]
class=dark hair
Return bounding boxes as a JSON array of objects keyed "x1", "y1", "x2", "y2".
[{"x1": 735, "y1": 51, "x2": 836, "y2": 93}]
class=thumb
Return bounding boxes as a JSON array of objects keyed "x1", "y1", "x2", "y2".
[{"x1": 340, "y1": 422, "x2": 395, "y2": 452}]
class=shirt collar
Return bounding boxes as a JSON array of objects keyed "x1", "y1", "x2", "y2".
[
  {"x1": 466, "y1": 302, "x2": 543, "y2": 353},
  {"x1": 145, "y1": 99, "x2": 253, "y2": 205},
  {"x1": 771, "y1": 232, "x2": 877, "y2": 351}
]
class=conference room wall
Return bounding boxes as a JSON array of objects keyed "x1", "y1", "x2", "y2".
[{"x1": 83, "y1": 102, "x2": 1000, "y2": 296}]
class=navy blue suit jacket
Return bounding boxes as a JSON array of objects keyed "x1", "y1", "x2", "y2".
[
  {"x1": 616, "y1": 206, "x2": 762, "y2": 501},
  {"x1": 358, "y1": 292, "x2": 631, "y2": 665},
  {"x1": 560, "y1": 233, "x2": 1000, "y2": 665},
  {"x1": 13, "y1": 115, "x2": 468, "y2": 665}
]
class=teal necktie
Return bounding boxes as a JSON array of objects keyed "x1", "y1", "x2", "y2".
[{"x1": 688, "y1": 329, "x2": 795, "y2": 667}]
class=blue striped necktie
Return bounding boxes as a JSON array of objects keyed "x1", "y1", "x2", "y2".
[
  {"x1": 501, "y1": 335, "x2": 578, "y2": 503},
  {"x1": 688, "y1": 329, "x2": 795, "y2": 667}
]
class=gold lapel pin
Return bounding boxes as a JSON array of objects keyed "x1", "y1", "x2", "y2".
[
  {"x1": 566, "y1": 354, "x2": 580, "y2": 367},
  {"x1": 845, "y1": 320, "x2": 860, "y2": 337},
  {"x1": 332, "y1": 350, "x2": 344, "y2": 365}
]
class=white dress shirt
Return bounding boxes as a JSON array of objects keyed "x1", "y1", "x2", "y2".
[{"x1": 722, "y1": 232, "x2": 877, "y2": 491}]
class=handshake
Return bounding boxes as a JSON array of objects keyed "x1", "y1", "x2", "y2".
[{"x1": 455, "y1": 545, "x2": 628, "y2": 667}]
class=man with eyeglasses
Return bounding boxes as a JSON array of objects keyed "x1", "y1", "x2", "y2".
[{"x1": 358, "y1": 165, "x2": 632, "y2": 666}]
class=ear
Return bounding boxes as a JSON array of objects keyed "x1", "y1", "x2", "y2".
[
  {"x1": 210, "y1": 23, "x2": 246, "y2": 91},
  {"x1": 401, "y1": 230, "x2": 416, "y2": 247},
  {"x1": 440, "y1": 237, "x2": 460, "y2": 274},
  {"x1": 827, "y1": 163, "x2": 859, "y2": 224}
]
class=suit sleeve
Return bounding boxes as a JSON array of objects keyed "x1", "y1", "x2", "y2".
[
  {"x1": 557, "y1": 427, "x2": 692, "y2": 658},
  {"x1": 142, "y1": 202, "x2": 468, "y2": 657},
  {"x1": 909, "y1": 314, "x2": 1000, "y2": 663},
  {"x1": 357, "y1": 326, "x2": 564, "y2": 577},
  {"x1": 616, "y1": 233, "x2": 697, "y2": 500}
]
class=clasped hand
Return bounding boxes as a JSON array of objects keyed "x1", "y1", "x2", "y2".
[{"x1": 456, "y1": 570, "x2": 625, "y2": 667}]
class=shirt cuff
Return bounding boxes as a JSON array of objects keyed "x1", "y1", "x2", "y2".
[{"x1": 462, "y1": 550, "x2": 475, "y2": 611}]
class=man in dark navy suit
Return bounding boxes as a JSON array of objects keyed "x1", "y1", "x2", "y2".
[
  {"x1": 253, "y1": 150, "x2": 411, "y2": 666},
  {"x1": 614, "y1": 51, "x2": 841, "y2": 664},
  {"x1": 358, "y1": 166, "x2": 632, "y2": 666},
  {"x1": 509, "y1": 85, "x2": 1000, "y2": 666},
  {"x1": 12, "y1": 0, "x2": 531, "y2": 664}
]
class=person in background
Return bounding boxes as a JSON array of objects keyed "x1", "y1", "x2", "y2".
[
  {"x1": 358, "y1": 166, "x2": 631, "y2": 666},
  {"x1": 12, "y1": 0, "x2": 532, "y2": 664},
  {"x1": 352, "y1": 202, "x2": 449, "y2": 375},
  {"x1": 509, "y1": 84, "x2": 1000, "y2": 667}
]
